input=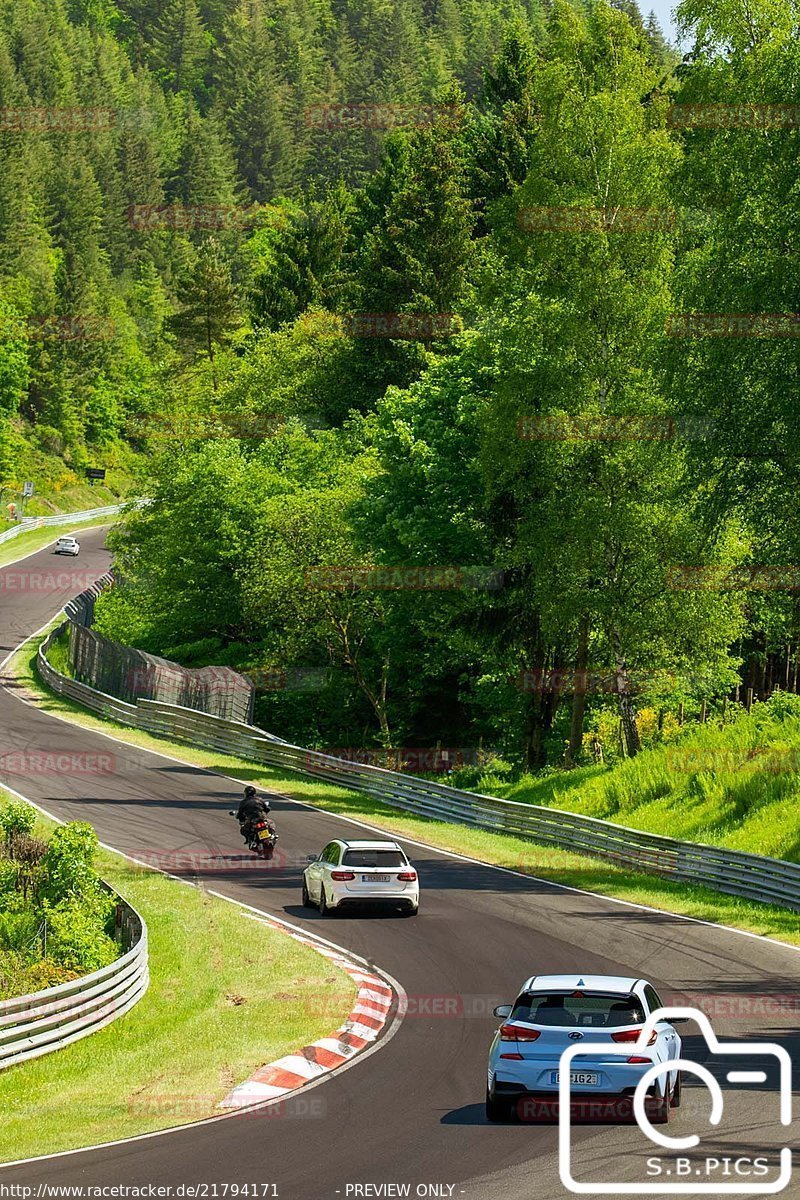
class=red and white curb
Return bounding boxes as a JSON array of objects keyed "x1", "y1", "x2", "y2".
[{"x1": 219, "y1": 919, "x2": 395, "y2": 1109}]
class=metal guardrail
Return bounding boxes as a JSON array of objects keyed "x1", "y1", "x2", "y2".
[
  {"x1": 36, "y1": 583, "x2": 800, "y2": 916},
  {"x1": 0, "y1": 892, "x2": 148, "y2": 1070},
  {"x1": 0, "y1": 503, "x2": 131, "y2": 547}
]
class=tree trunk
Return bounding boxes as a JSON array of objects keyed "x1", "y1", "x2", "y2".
[
  {"x1": 522, "y1": 688, "x2": 559, "y2": 770},
  {"x1": 521, "y1": 647, "x2": 562, "y2": 771},
  {"x1": 566, "y1": 616, "x2": 590, "y2": 765},
  {"x1": 612, "y1": 629, "x2": 641, "y2": 757},
  {"x1": 330, "y1": 614, "x2": 392, "y2": 746}
]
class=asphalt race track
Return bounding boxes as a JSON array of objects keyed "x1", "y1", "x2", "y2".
[{"x1": 0, "y1": 528, "x2": 797, "y2": 1198}]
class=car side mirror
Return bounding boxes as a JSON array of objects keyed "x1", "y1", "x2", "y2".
[
  {"x1": 307, "y1": 854, "x2": 318, "y2": 862},
  {"x1": 493, "y1": 1004, "x2": 512, "y2": 1019}
]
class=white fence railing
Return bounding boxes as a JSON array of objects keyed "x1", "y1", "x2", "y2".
[
  {"x1": 0, "y1": 503, "x2": 131, "y2": 547},
  {"x1": 0, "y1": 893, "x2": 148, "y2": 1070},
  {"x1": 36, "y1": 580, "x2": 800, "y2": 917}
]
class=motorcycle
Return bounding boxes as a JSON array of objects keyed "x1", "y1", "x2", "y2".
[{"x1": 229, "y1": 810, "x2": 278, "y2": 860}]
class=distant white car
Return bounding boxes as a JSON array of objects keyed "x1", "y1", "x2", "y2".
[
  {"x1": 54, "y1": 536, "x2": 80, "y2": 556},
  {"x1": 486, "y1": 973, "x2": 684, "y2": 1122},
  {"x1": 303, "y1": 838, "x2": 419, "y2": 916}
]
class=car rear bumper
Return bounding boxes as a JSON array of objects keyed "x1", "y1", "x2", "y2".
[
  {"x1": 331, "y1": 893, "x2": 418, "y2": 909},
  {"x1": 490, "y1": 1059, "x2": 661, "y2": 1095}
]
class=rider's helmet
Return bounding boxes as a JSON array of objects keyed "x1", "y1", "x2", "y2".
[{"x1": 244, "y1": 785, "x2": 257, "y2": 799}]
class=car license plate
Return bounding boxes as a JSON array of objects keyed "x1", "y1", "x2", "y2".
[
  {"x1": 549, "y1": 1071, "x2": 599, "y2": 1086},
  {"x1": 364, "y1": 874, "x2": 390, "y2": 882},
  {"x1": 257, "y1": 829, "x2": 271, "y2": 841}
]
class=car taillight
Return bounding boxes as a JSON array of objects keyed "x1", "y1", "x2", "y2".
[
  {"x1": 627, "y1": 1056, "x2": 653, "y2": 1064},
  {"x1": 499, "y1": 1053, "x2": 524, "y2": 1060},
  {"x1": 330, "y1": 871, "x2": 356, "y2": 881},
  {"x1": 611, "y1": 1029, "x2": 657, "y2": 1046},
  {"x1": 397, "y1": 871, "x2": 417, "y2": 881},
  {"x1": 499, "y1": 1024, "x2": 541, "y2": 1042}
]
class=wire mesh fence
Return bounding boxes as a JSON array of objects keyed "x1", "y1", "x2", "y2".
[{"x1": 65, "y1": 575, "x2": 254, "y2": 724}]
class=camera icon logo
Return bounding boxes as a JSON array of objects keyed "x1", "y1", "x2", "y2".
[{"x1": 558, "y1": 1006, "x2": 792, "y2": 1195}]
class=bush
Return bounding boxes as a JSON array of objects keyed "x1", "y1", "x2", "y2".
[
  {"x1": 43, "y1": 904, "x2": 118, "y2": 973},
  {"x1": 0, "y1": 953, "x2": 79, "y2": 999},
  {"x1": 0, "y1": 801, "x2": 36, "y2": 842},
  {"x1": 42, "y1": 822, "x2": 104, "y2": 906},
  {"x1": 761, "y1": 691, "x2": 800, "y2": 721},
  {"x1": 0, "y1": 910, "x2": 42, "y2": 957},
  {"x1": 0, "y1": 862, "x2": 17, "y2": 912},
  {"x1": 0, "y1": 819, "x2": 120, "y2": 995},
  {"x1": 44, "y1": 627, "x2": 72, "y2": 677}
]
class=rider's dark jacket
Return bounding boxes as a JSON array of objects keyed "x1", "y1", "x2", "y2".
[{"x1": 237, "y1": 796, "x2": 270, "y2": 824}]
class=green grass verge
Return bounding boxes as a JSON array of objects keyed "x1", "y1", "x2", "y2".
[
  {"x1": 449, "y1": 699, "x2": 800, "y2": 863},
  {"x1": 8, "y1": 630, "x2": 800, "y2": 950},
  {"x1": 0, "y1": 813, "x2": 356, "y2": 1162},
  {"x1": 0, "y1": 515, "x2": 124, "y2": 570}
]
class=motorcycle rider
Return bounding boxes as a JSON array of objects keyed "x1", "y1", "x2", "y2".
[{"x1": 236, "y1": 785, "x2": 276, "y2": 846}]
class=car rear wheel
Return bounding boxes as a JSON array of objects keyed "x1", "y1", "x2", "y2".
[
  {"x1": 301, "y1": 881, "x2": 312, "y2": 907},
  {"x1": 319, "y1": 887, "x2": 331, "y2": 916},
  {"x1": 649, "y1": 1080, "x2": 672, "y2": 1124},
  {"x1": 485, "y1": 1087, "x2": 512, "y2": 1123},
  {"x1": 670, "y1": 1071, "x2": 682, "y2": 1108},
  {"x1": 401, "y1": 903, "x2": 418, "y2": 917}
]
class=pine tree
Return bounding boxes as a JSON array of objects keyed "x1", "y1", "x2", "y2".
[
  {"x1": 246, "y1": 183, "x2": 354, "y2": 327},
  {"x1": 168, "y1": 238, "x2": 242, "y2": 389},
  {"x1": 610, "y1": 0, "x2": 645, "y2": 29},
  {"x1": 466, "y1": 25, "x2": 539, "y2": 221},
  {"x1": 357, "y1": 118, "x2": 474, "y2": 316},
  {"x1": 167, "y1": 98, "x2": 237, "y2": 206},
  {"x1": 214, "y1": 2, "x2": 295, "y2": 202},
  {"x1": 151, "y1": 0, "x2": 211, "y2": 95},
  {"x1": 645, "y1": 11, "x2": 672, "y2": 60}
]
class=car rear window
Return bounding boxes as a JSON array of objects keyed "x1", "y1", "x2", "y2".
[
  {"x1": 341, "y1": 849, "x2": 406, "y2": 867},
  {"x1": 511, "y1": 992, "x2": 645, "y2": 1028}
]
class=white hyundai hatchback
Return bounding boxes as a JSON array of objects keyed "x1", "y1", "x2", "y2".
[
  {"x1": 302, "y1": 838, "x2": 419, "y2": 916},
  {"x1": 486, "y1": 974, "x2": 684, "y2": 1122},
  {"x1": 54, "y1": 536, "x2": 80, "y2": 556}
]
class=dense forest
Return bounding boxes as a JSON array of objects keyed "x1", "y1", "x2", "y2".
[{"x1": 2, "y1": 0, "x2": 799, "y2": 769}]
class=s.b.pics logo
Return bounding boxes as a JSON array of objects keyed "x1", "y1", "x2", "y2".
[{"x1": 558, "y1": 1008, "x2": 792, "y2": 1195}]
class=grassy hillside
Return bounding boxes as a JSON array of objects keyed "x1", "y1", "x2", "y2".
[
  {"x1": 450, "y1": 694, "x2": 800, "y2": 863},
  {"x1": 0, "y1": 425, "x2": 141, "y2": 528}
]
